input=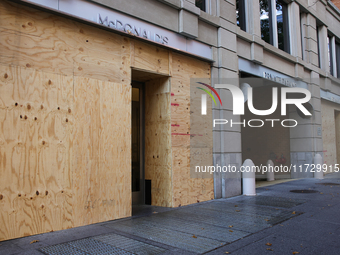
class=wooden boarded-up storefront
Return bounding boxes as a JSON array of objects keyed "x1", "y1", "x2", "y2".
[{"x1": 0, "y1": 0, "x2": 213, "y2": 241}]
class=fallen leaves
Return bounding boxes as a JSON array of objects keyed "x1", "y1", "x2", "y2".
[
  {"x1": 292, "y1": 252, "x2": 299, "y2": 254},
  {"x1": 229, "y1": 230, "x2": 233, "y2": 232},
  {"x1": 292, "y1": 211, "x2": 296, "y2": 215},
  {"x1": 30, "y1": 240, "x2": 39, "y2": 244},
  {"x1": 266, "y1": 248, "x2": 273, "y2": 251},
  {"x1": 192, "y1": 235, "x2": 197, "y2": 238},
  {"x1": 266, "y1": 243, "x2": 272, "y2": 246},
  {"x1": 235, "y1": 210, "x2": 240, "y2": 212},
  {"x1": 229, "y1": 225, "x2": 233, "y2": 228}
]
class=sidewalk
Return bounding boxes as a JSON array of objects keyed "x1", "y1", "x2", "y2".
[{"x1": 1, "y1": 173, "x2": 340, "y2": 255}]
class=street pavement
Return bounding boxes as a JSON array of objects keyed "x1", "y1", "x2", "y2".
[{"x1": 1, "y1": 173, "x2": 340, "y2": 254}]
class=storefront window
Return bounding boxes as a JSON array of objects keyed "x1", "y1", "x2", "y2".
[{"x1": 195, "y1": 0, "x2": 206, "y2": 12}]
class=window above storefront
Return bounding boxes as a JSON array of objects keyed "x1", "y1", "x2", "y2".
[
  {"x1": 195, "y1": 0, "x2": 206, "y2": 12},
  {"x1": 260, "y1": 0, "x2": 290, "y2": 53},
  {"x1": 236, "y1": 0, "x2": 246, "y2": 31}
]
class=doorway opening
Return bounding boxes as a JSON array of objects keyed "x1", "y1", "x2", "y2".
[
  {"x1": 239, "y1": 73, "x2": 291, "y2": 182},
  {"x1": 131, "y1": 81, "x2": 146, "y2": 206},
  {"x1": 131, "y1": 68, "x2": 172, "y2": 213}
]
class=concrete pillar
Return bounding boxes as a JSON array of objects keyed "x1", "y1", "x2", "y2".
[
  {"x1": 330, "y1": 36, "x2": 338, "y2": 77},
  {"x1": 270, "y1": 0, "x2": 278, "y2": 48},
  {"x1": 305, "y1": 14, "x2": 319, "y2": 67},
  {"x1": 288, "y1": 2, "x2": 302, "y2": 58},
  {"x1": 245, "y1": 0, "x2": 261, "y2": 37},
  {"x1": 290, "y1": 71, "x2": 323, "y2": 178},
  {"x1": 318, "y1": 25, "x2": 329, "y2": 72},
  {"x1": 213, "y1": 0, "x2": 242, "y2": 199},
  {"x1": 300, "y1": 12, "x2": 307, "y2": 61}
]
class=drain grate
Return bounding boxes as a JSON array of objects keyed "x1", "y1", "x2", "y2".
[
  {"x1": 92, "y1": 233, "x2": 166, "y2": 255},
  {"x1": 316, "y1": 182, "x2": 340, "y2": 186},
  {"x1": 229, "y1": 195, "x2": 306, "y2": 208},
  {"x1": 290, "y1": 189, "x2": 318, "y2": 193},
  {"x1": 40, "y1": 238, "x2": 132, "y2": 255},
  {"x1": 40, "y1": 243, "x2": 88, "y2": 255}
]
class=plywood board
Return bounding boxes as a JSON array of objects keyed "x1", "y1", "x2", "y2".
[
  {"x1": 133, "y1": 41, "x2": 169, "y2": 75},
  {"x1": 0, "y1": 0, "x2": 214, "y2": 240},
  {"x1": 0, "y1": 0, "x2": 132, "y2": 240},
  {"x1": 0, "y1": 64, "x2": 73, "y2": 240},
  {"x1": 0, "y1": 0, "x2": 131, "y2": 83},
  {"x1": 321, "y1": 100, "x2": 340, "y2": 172},
  {"x1": 170, "y1": 53, "x2": 213, "y2": 207},
  {"x1": 145, "y1": 77, "x2": 172, "y2": 207}
]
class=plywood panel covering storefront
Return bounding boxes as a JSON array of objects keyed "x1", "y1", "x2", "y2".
[
  {"x1": 0, "y1": 0, "x2": 212, "y2": 240},
  {"x1": 321, "y1": 99, "x2": 340, "y2": 171}
]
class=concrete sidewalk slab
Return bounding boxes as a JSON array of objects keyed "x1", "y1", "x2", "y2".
[{"x1": 1, "y1": 175, "x2": 340, "y2": 254}]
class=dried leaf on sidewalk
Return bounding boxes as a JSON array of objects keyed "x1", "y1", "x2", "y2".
[
  {"x1": 229, "y1": 230, "x2": 233, "y2": 232},
  {"x1": 292, "y1": 252, "x2": 299, "y2": 254},
  {"x1": 292, "y1": 211, "x2": 296, "y2": 214},
  {"x1": 30, "y1": 240, "x2": 39, "y2": 244},
  {"x1": 229, "y1": 225, "x2": 233, "y2": 228},
  {"x1": 192, "y1": 235, "x2": 197, "y2": 238},
  {"x1": 236, "y1": 210, "x2": 240, "y2": 212},
  {"x1": 266, "y1": 248, "x2": 273, "y2": 251},
  {"x1": 265, "y1": 243, "x2": 272, "y2": 246}
]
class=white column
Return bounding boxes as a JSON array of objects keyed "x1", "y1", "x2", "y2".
[
  {"x1": 314, "y1": 154, "x2": 324, "y2": 179},
  {"x1": 266, "y1": 160, "x2": 275, "y2": 181},
  {"x1": 331, "y1": 36, "x2": 337, "y2": 77},
  {"x1": 270, "y1": 0, "x2": 278, "y2": 47},
  {"x1": 242, "y1": 159, "x2": 256, "y2": 196}
]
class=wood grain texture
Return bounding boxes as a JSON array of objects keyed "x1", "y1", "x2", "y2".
[
  {"x1": 0, "y1": 0, "x2": 131, "y2": 241},
  {"x1": 0, "y1": 0, "x2": 131, "y2": 83},
  {"x1": 133, "y1": 40, "x2": 169, "y2": 75},
  {"x1": 0, "y1": 64, "x2": 73, "y2": 240},
  {"x1": 145, "y1": 78, "x2": 172, "y2": 207},
  {"x1": 72, "y1": 77, "x2": 131, "y2": 227},
  {"x1": 321, "y1": 100, "x2": 339, "y2": 172},
  {"x1": 0, "y1": 0, "x2": 213, "y2": 240},
  {"x1": 170, "y1": 53, "x2": 213, "y2": 207}
]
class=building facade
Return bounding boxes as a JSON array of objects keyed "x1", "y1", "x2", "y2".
[{"x1": 0, "y1": 0, "x2": 339, "y2": 241}]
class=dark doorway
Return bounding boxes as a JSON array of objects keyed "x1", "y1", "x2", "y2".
[{"x1": 132, "y1": 81, "x2": 145, "y2": 205}]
